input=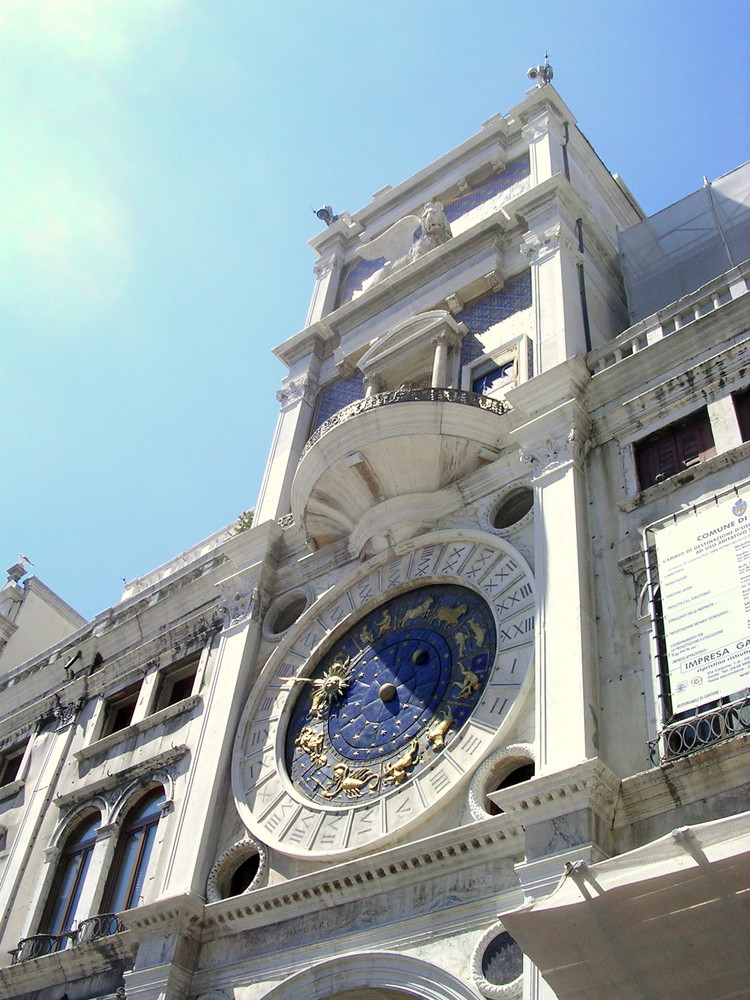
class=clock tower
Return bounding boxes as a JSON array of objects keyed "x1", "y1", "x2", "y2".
[{"x1": 13, "y1": 71, "x2": 750, "y2": 1000}]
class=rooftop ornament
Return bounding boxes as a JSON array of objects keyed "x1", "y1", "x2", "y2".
[
  {"x1": 314, "y1": 205, "x2": 339, "y2": 226},
  {"x1": 527, "y1": 55, "x2": 553, "y2": 87}
]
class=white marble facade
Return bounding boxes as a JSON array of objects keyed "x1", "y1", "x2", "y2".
[{"x1": 0, "y1": 81, "x2": 749, "y2": 1000}]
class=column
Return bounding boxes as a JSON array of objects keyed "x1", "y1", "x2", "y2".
[
  {"x1": 521, "y1": 108, "x2": 568, "y2": 187},
  {"x1": 431, "y1": 332, "x2": 449, "y2": 387},
  {"x1": 521, "y1": 215, "x2": 587, "y2": 371},
  {"x1": 517, "y1": 397, "x2": 598, "y2": 772},
  {"x1": 254, "y1": 368, "x2": 319, "y2": 524},
  {"x1": 305, "y1": 250, "x2": 344, "y2": 327}
]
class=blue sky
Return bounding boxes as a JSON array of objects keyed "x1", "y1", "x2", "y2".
[{"x1": 2, "y1": 0, "x2": 749, "y2": 621}]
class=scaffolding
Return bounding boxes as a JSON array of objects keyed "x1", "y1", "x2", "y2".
[{"x1": 619, "y1": 162, "x2": 750, "y2": 323}]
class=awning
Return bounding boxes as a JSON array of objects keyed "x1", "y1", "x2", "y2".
[{"x1": 499, "y1": 810, "x2": 750, "y2": 1000}]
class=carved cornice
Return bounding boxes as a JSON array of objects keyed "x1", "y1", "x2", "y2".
[
  {"x1": 490, "y1": 758, "x2": 621, "y2": 830},
  {"x1": 57, "y1": 745, "x2": 189, "y2": 809},
  {"x1": 202, "y1": 814, "x2": 523, "y2": 938},
  {"x1": 119, "y1": 892, "x2": 205, "y2": 942}
]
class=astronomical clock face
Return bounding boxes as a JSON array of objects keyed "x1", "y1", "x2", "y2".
[{"x1": 233, "y1": 534, "x2": 535, "y2": 859}]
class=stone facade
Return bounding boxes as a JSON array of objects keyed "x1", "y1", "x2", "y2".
[{"x1": 0, "y1": 82, "x2": 748, "y2": 1000}]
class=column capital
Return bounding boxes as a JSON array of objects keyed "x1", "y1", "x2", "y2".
[
  {"x1": 312, "y1": 251, "x2": 342, "y2": 279},
  {"x1": 520, "y1": 420, "x2": 591, "y2": 479},
  {"x1": 521, "y1": 109, "x2": 565, "y2": 145},
  {"x1": 520, "y1": 223, "x2": 565, "y2": 264},
  {"x1": 276, "y1": 374, "x2": 317, "y2": 410}
]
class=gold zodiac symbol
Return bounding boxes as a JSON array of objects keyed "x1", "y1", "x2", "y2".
[
  {"x1": 400, "y1": 597, "x2": 433, "y2": 626},
  {"x1": 453, "y1": 660, "x2": 481, "y2": 700},
  {"x1": 320, "y1": 764, "x2": 380, "y2": 799},
  {"x1": 426, "y1": 707, "x2": 454, "y2": 750},
  {"x1": 294, "y1": 726, "x2": 327, "y2": 766},
  {"x1": 466, "y1": 617, "x2": 485, "y2": 647},
  {"x1": 282, "y1": 656, "x2": 354, "y2": 721},
  {"x1": 384, "y1": 738, "x2": 422, "y2": 785},
  {"x1": 432, "y1": 603, "x2": 467, "y2": 627},
  {"x1": 374, "y1": 607, "x2": 392, "y2": 637}
]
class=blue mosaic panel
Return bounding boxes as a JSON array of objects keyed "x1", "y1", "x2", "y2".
[
  {"x1": 313, "y1": 371, "x2": 366, "y2": 430},
  {"x1": 338, "y1": 257, "x2": 385, "y2": 306},
  {"x1": 337, "y1": 157, "x2": 530, "y2": 306},
  {"x1": 442, "y1": 156, "x2": 530, "y2": 224},
  {"x1": 458, "y1": 271, "x2": 532, "y2": 367}
]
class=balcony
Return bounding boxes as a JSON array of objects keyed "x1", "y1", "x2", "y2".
[
  {"x1": 292, "y1": 386, "x2": 510, "y2": 554},
  {"x1": 10, "y1": 913, "x2": 124, "y2": 965},
  {"x1": 649, "y1": 691, "x2": 750, "y2": 763}
]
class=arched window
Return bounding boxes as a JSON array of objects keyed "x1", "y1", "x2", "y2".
[
  {"x1": 102, "y1": 789, "x2": 164, "y2": 913},
  {"x1": 39, "y1": 811, "x2": 100, "y2": 936}
]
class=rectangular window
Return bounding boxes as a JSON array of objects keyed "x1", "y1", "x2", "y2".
[
  {"x1": 635, "y1": 408, "x2": 716, "y2": 490},
  {"x1": 733, "y1": 386, "x2": 750, "y2": 442},
  {"x1": 102, "y1": 684, "x2": 141, "y2": 737},
  {"x1": 472, "y1": 359, "x2": 515, "y2": 396},
  {"x1": 153, "y1": 654, "x2": 199, "y2": 713},
  {"x1": 0, "y1": 744, "x2": 26, "y2": 786}
]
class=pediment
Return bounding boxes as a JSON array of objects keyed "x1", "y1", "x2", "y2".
[{"x1": 358, "y1": 311, "x2": 465, "y2": 391}]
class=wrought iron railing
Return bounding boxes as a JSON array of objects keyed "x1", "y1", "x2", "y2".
[
  {"x1": 301, "y1": 387, "x2": 510, "y2": 458},
  {"x1": 75, "y1": 912, "x2": 124, "y2": 944},
  {"x1": 10, "y1": 913, "x2": 124, "y2": 964},
  {"x1": 9, "y1": 933, "x2": 71, "y2": 964},
  {"x1": 649, "y1": 692, "x2": 750, "y2": 763}
]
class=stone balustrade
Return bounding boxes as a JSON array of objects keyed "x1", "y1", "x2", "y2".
[{"x1": 591, "y1": 260, "x2": 750, "y2": 374}]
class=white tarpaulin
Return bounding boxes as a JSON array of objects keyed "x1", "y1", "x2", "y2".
[{"x1": 499, "y1": 811, "x2": 750, "y2": 1000}]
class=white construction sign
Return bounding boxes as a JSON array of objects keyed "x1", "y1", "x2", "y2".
[{"x1": 654, "y1": 494, "x2": 750, "y2": 713}]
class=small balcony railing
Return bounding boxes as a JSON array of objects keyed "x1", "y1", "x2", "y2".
[
  {"x1": 10, "y1": 913, "x2": 124, "y2": 965},
  {"x1": 649, "y1": 692, "x2": 750, "y2": 763},
  {"x1": 302, "y1": 387, "x2": 510, "y2": 458}
]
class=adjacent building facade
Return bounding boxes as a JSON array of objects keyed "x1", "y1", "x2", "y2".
[{"x1": 0, "y1": 80, "x2": 748, "y2": 1000}]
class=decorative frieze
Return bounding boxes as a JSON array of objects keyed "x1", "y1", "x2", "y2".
[{"x1": 52, "y1": 696, "x2": 84, "y2": 731}]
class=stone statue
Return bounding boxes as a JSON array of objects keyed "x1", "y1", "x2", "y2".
[{"x1": 356, "y1": 201, "x2": 452, "y2": 294}]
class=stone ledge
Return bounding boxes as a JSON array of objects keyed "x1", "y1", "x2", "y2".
[
  {"x1": 488, "y1": 758, "x2": 621, "y2": 829},
  {"x1": 75, "y1": 697, "x2": 201, "y2": 762},
  {"x1": 201, "y1": 814, "x2": 523, "y2": 939},
  {"x1": 56, "y1": 744, "x2": 189, "y2": 808},
  {"x1": 0, "y1": 924, "x2": 133, "y2": 992},
  {"x1": 614, "y1": 733, "x2": 750, "y2": 828},
  {"x1": 618, "y1": 441, "x2": 750, "y2": 513}
]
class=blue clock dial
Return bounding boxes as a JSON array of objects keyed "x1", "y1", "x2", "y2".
[{"x1": 286, "y1": 584, "x2": 496, "y2": 805}]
